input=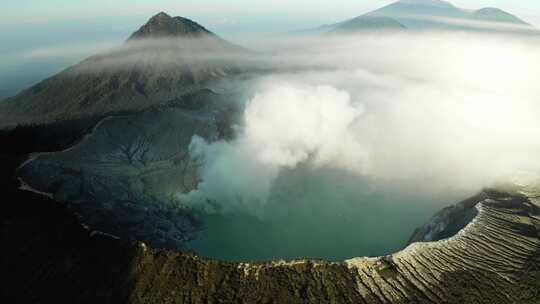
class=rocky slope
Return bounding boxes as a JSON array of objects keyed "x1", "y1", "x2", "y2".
[
  {"x1": 16, "y1": 88, "x2": 238, "y2": 249},
  {"x1": 129, "y1": 12, "x2": 216, "y2": 40},
  {"x1": 0, "y1": 12, "x2": 244, "y2": 128}
]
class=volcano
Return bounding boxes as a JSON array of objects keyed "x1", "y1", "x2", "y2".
[{"x1": 0, "y1": 12, "x2": 243, "y2": 128}]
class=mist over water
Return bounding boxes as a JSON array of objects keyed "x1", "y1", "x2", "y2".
[{"x1": 174, "y1": 30, "x2": 540, "y2": 261}]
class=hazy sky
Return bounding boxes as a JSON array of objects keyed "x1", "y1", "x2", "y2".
[
  {"x1": 1, "y1": 0, "x2": 539, "y2": 98},
  {"x1": 3, "y1": 0, "x2": 540, "y2": 28}
]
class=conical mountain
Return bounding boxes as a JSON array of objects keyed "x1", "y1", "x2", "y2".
[
  {"x1": 0, "y1": 12, "x2": 243, "y2": 128},
  {"x1": 129, "y1": 12, "x2": 214, "y2": 40}
]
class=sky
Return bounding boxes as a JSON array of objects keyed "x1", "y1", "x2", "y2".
[
  {"x1": 2, "y1": 0, "x2": 540, "y2": 29},
  {"x1": 1, "y1": 0, "x2": 539, "y2": 98}
]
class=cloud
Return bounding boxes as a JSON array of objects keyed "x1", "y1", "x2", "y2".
[
  {"x1": 36, "y1": 37, "x2": 252, "y2": 75},
  {"x1": 180, "y1": 83, "x2": 367, "y2": 214},
  {"x1": 242, "y1": 84, "x2": 365, "y2": 169},
  {"x1": 178, "y1": 30, "x2": 540, "y2": 215},
  {"x1": 388, "y1": 13, "x2": 539, "y2": 32},
  {"x1": 18, "y1": 41, "x2": 120, "y2": 61}
]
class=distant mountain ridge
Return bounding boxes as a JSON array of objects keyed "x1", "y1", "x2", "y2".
[
  {"x1": 367, "y1": 0, "x2": 529, "y2": 29},
  {"x1": 330, "y1": 16, "x2": 406, "y2": 33},
  {"x1": 320, "y1": 0, "x2": 530, "y2": 33},
  {"x1": 470, "y1": 7, "x2": 529, "y2": 25},
  {"x1": 398, "y1": 0, "x2": 454, "y2": 7}
]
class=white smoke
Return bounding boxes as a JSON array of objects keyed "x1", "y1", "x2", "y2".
[
  {"x1": 179, "y1": 31, "x2": 540, "y2": 214},
  {"x1": 242, "y1": 84, "x2": 366, "y2": 169},
  {"x1": 181, "y1": 83, "x2": 367, "y2": 213}
]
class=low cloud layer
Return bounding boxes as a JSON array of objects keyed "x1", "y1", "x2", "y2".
[
  {"x1": 179, "y1": 30, "x2": 540, "y2": 214},
  {"x1": 18, "y1": 41, "x2": 120, "y2": 61}
]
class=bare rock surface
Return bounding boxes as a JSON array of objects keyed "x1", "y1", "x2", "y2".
[{"x1": 16, "y1": 88, "x2": 238, "y2": 249}]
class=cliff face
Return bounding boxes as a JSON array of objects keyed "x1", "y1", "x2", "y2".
[{"x1": 2, "y1": 171, "x2": 539, "y2": 303}]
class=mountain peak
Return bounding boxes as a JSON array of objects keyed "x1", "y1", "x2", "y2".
[
  {"x1": 154, "y1": 11, "x2": 171, "y2": 19},
  {"x1": 128, "y1": 12, "x2": 213, "y2": 40},
  {"x1": 472, "y1": 7, "x2": 529, "y2": 25},
  {"x1": 331, "y1": 16, "x2": 406, "y2": 33},
  {"x1": 396, "y1": 0, "x2": 455, "y2": 8}
]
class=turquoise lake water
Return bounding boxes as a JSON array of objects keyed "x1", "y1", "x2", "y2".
[{"x1": 188, "y1": 168, "x2": 464, "y2": 262}]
